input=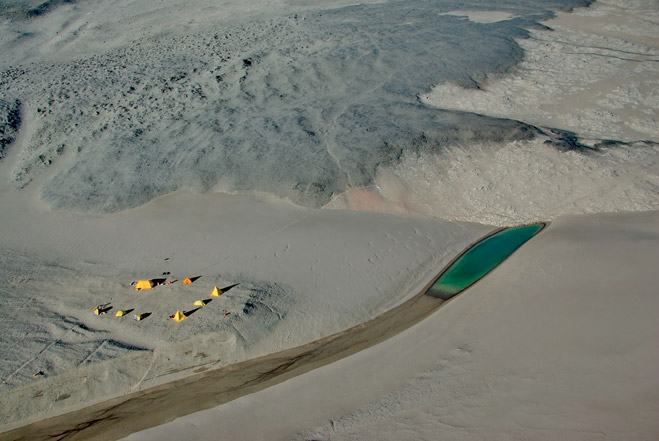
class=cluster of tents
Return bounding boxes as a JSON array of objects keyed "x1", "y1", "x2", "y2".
[
  {"x1": 94, "y1": 280, "x2": 231, "y2": 323},
  {"x1": 93, "y1": 305, "x2": 150, "y2": 321},
  {"x1": 134, "y1": 277, "x2": 197, "y2": 290},
  {"x1": 171, "y1": 286, "x2": 224, "y2": 322}
]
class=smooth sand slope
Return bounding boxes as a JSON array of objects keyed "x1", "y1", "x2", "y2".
[
  {"x1": 127, "y1": 210, "x2": 659, "y2": 441},
  {"x1": 2, "y1": 224, "x2": 541, "y2": 440},
  {"x1": 0, "y1": 185, "x2": 490, "y2": 430},
  {"x1": 0, "y1": 273, "x2": 448, "y2": 441},
  {"x1": 0, "y1": 0, "x2": 657, "y2": 439}
]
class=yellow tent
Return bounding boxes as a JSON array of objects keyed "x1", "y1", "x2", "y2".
[
  {"x1": 211, "y1": 286, "x2": 222, "y2": 297},
  {"x1": 194, "y1": 300, "x2": 207, "y2": 307},
  {"x1": 183, "y1": 277, "x2": 193, "y2": 285},
  {"x1": 134, "y1": 314, "x2": 144, "y2": 321},
  {"x1": 135, "y1": 280, "x2": 154, "y2": 290},
  {"x1": 93, "y1": 307, "x2": 105, "y2": 316},
  {"x1": 116, "y1": 310, "x2": 128, "y2": 317},
  {"x1": 172, "y1": 310, "x2": 187, "y2": 322}
]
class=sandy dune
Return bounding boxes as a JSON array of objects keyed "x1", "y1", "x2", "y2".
[
  {"x1": 0, "y1": 186, "x2": 489, "y2": 429},
  {"x1": 0, "y1": 0, "x2": 657, "y2": 439},
  {"x1": 424, "y1": 0, "x2": 659, "y2": 143},
  {"x1": 0, "y1": 276, "x2": 448, "y2": 441},
  {"x1": 128, "y1": 210, "x2": 659, "y2": 441}
]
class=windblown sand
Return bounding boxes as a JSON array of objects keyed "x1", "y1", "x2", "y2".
[
  {"x1": 0, "y1": 185, "x2": 490, "y2": 429},
  {"x1": 425, "y1": 0, "x2": 659, "y2": 143},
  {"x1": 0, "y1": 0, "x2": 657, "y2": 439},
  {"x1": 127, "y1": 2, "x2": 659, "y2": 440},
  {"x1": 127, "y1": 210, "x2": 659, "y2": 441}
]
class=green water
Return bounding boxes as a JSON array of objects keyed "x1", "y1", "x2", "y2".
[{"x1": 427, "y1": 224, "x2": 544, "y2": 300}]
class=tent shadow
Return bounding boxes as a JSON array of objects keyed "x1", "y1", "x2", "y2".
[
  {"x1": 135, "y1": 312, "x2": 152, "y2": 320},
  {"x1": 152, "y1": 278, "x2": 167, "y2": 286},
  {"x1": 220, "y1": 283, "x2": 239, "y2": 293},
  {"x1": 183, "y1": 307, "x2": 201, "y2": 317},
  {"x1": 189, "y1": 276, "x2": 202, "y2": 283},
  {"x1": 122, "y1": 309, "x2": 134, "y2": 315},
  {"x1": 97, "y1": 305, "x2": 113, "y2": 314}
]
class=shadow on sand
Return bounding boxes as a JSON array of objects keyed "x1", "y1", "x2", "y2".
[
  {"x1": 220, "y1": 283, "x2": 239, "y2": 293},
  {"x1": 95, "y1": 305, "x2": 113, "y2": 315},
  {"x1": 183, "y1": 307, "x2": 201, "y2": 317},
  {"x1": 134, "y1": 312, "x2": 152, "y2": 321}
]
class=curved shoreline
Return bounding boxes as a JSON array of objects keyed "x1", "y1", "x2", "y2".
[
  {"x1": 0, "y1": 223, "x2": 546, "y2": 441},
  {"x1": 428, "y1": 223, "x2": 546, "y2": 299}
]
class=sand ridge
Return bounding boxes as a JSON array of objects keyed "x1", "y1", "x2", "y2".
[
  {"x1": 120, "y1": 211, "x2": 659, "y2": 441},
  {"x1": 1, "y1": 0, "x2": 591, "y2": 213},
  {"x1": 0, "y1": 0, "x2": 657, "y2": 439},
  {"x1": 0, "y1": 190, "x2": 490, "y2": 430},
  {"x1": 423, "y1": 0, "x2": 659, "y2": 143},
  {"x1": 0, "y1": 290, "x2": 445, "y2": 441},
  {"x1": 2, "y1": 223, "x2": 532, "y2": 440}
]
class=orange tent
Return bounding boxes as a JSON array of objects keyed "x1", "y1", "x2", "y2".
[{"x1": 183, "y1": 277, "x2": 193, "y2": 285}]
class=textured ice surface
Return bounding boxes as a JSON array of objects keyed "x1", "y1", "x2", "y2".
[{"x1": 0, "y1": 0, "x2": 592, "y2": 212}]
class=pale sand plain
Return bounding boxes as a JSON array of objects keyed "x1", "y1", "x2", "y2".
[
  {"x1": 0, "y1": 183, "x2": 490, "y2": 430},
  {"x1": 125, "y1": 1, "x2": 659, "y2": 440},
  {"x1": 424, "y1": 0, "x2": 659, "y2": 143},
  {"x1": 126, "y1": 211, "x2": 659, "y2": 441},
  {"x1": 328, "y1": 0, "x2": 659, "y2": 225},
  {"x1": 0, "y1": 0, "x2": 657, "y2": 439}
]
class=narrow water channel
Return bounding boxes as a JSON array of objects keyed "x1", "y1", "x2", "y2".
[{"x1": 427, "y1": 223, "x2": 545, "y2": 300}]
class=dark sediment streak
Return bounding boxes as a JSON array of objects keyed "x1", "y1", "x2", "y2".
[{"x1": 0, "y1": 288, "x2": 445, "y2": 441}]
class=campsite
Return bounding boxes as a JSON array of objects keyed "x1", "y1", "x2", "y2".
[
  {"x1": 1, "y1": 191, "x2": 491, "y2": 431},
  {"x1": 0, "y1": 0, "x2": 657, "y2": 439},
  {"x1": 124, "y1": 274, "x2": 231, "y2": 323}
]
